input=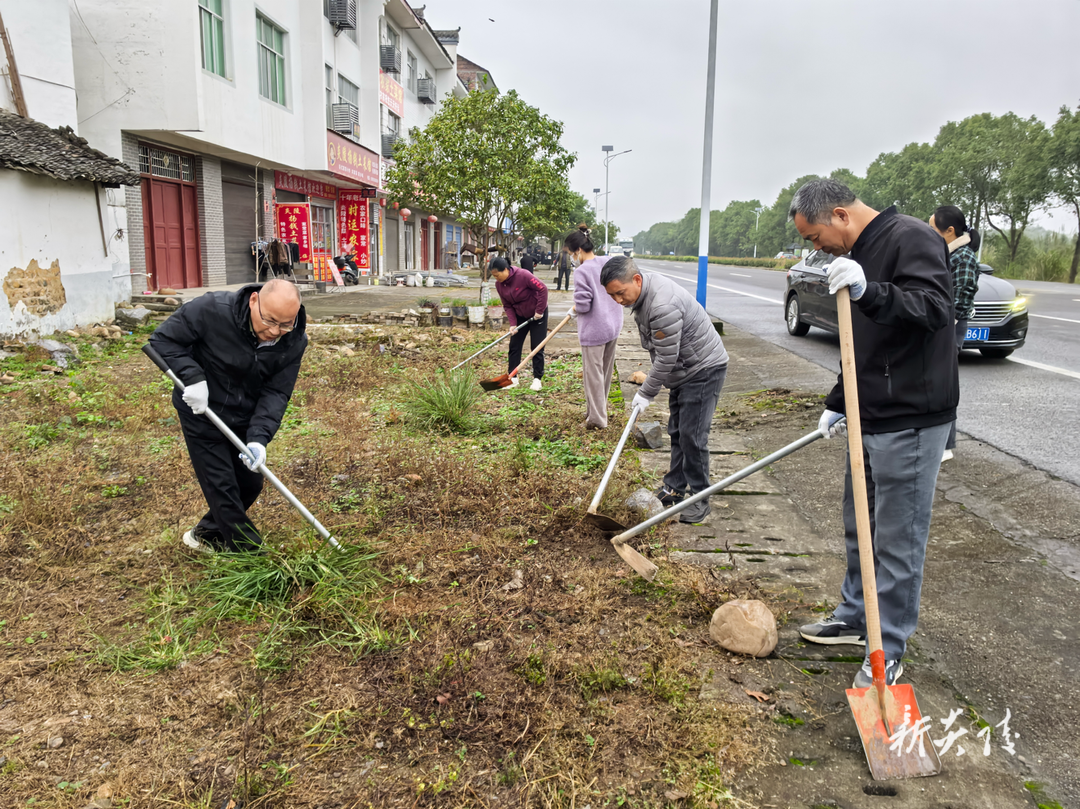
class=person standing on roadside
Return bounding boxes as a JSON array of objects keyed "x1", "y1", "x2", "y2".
[
  {"x1": 929, "y1": 205, "x2": 980, "y2": 462},
  {"x1": 601, "y1": 257, "x2": 728, "y2": 523},
  {"x1": 148, "y1": 279, "x2": 308, "y2": 553},
  {"x1": 519, "y1": 252, "x2": 536, "y2": 273},
  {"x1": 567, "y1": 226, "x2": 623, "y2": 430},
  {"x1": 791, "y1": 179, "x2": 958, "y2": 690},
  {"x1": 553, "y1": 245, "x2": 574, "y2": 291},
  {"x1": 490, "y1": 257, "x2": 549, "y2": 391}
]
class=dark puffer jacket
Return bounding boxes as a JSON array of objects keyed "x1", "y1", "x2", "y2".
[{"x1": 147, "y1": 284, "x2": 308, "y2": 446}]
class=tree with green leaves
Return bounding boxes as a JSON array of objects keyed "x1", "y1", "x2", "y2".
[
  {"x1": 862, "y1": 143, "x2": 938, "y2": 220},
  {"x1": 384, "y1": 89, "x2": 576, "y2": 257},
  {"x1": 1049, "y1": 104, "x2": 1080, "y2": 282}
]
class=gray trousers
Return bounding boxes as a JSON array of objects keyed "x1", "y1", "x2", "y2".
[
  {"x1": 832, "y1": 422, "x2": 951, "y2": 659},
  {"x1": 946, "y1": 318, "x2": 966, "y2": 450},
  {"x1": 663, "y1": 364, "x2": 727, "y2": 496},
  {"x1": 582, "y1": 340, "x2": 617, "y2": 428}
]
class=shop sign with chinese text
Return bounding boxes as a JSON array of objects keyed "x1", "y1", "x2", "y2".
[
  {"x1": 338, "y1": 192, "x2": 371, "y2": 273},
  {"x1": 326, "y1": 131, "x2": 380, "y2": 187},
  {"x1": 274, "y1": 171, "x2": 338, "y2": 199},
  {"x1": 379, "y1": 70, "x2": 405, "y2": 117},
  {"x1": 275, "y1": 203, "x2": 312, "y2": 262}
]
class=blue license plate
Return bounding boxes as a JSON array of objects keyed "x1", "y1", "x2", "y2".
[{"x1": 965, "y1": 327, "x2": 990, "y2": 341}]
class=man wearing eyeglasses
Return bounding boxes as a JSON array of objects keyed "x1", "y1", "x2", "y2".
[{"x1": 148, "y1": 279, "x2": 307, "y2": 553}]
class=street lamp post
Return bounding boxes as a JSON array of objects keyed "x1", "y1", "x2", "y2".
[
  {"x1": 602, "y1": 145, "x2": 631, "y2": 254},
  {"x1": 593, "y1": 188, "x2": 601, "y2": 221},
  {"x1": 753, "y1": 206, "x2": 764, "y2": 259},
  {"x1": 695, "y1": 0, "x2": 719, "y2": 307}
]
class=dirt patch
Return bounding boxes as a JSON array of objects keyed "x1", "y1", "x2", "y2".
[{"x1": 0, "y1": 325, "x2": 785, "y2": 808}]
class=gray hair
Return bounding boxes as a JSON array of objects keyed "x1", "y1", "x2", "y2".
[
  {"x1": 788, "y1": 178, "x2": 857, "y2": 225},
  {"x1": 600, "y1": 255, "x2": 638, "y2": 286}
]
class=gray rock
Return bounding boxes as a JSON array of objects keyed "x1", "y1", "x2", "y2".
[
  {"x1": 114, "y1": 307, "x2": 154, "y2": 329},
  {"x1": 632, "y1": 421, "x2": 665, "y2": 449},
  {"x1": 36, "y1": 339, "x2": 77, "y2": 369},
  {"x1": 624, "y1": 488, "x2": 665, "y2": 520}
]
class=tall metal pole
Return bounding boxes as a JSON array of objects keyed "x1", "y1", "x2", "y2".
[
  {"x1": 593, "y1": 187, "x2": 601, "y2": 221},
  {"x1": 754, "y1": 206, "x2": 763, "y2": 258},
  {"x1": 602, "y1": 146, "x2": 613, "y2": 252},
  {"x1": 695, "y1": 0, "x2": 719, "y2": 307}
]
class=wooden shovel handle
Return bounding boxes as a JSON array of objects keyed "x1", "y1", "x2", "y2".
[
  {"x1": 508, "y1": 309, "x2": 574, "y2": 380},
  {"x1": 836, "y1": 289, "x2": 884, "y2": 663}
]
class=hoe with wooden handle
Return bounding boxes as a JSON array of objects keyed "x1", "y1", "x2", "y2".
[{"x1": 479, "y1": 310, "x2": 574, "y2": 391}]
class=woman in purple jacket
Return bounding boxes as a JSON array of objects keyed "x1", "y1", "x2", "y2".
[
  {"x1": 568, "y1": 226, "x2": 623, "y2": 429},
  {"x1": 490, "y1": 257, "x2": 549, "y2": 390}
]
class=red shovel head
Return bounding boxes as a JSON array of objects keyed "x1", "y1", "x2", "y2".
[
  {"x1": 479, "y1": 373, "x2": 513, "y2": 391},
  {"x1": 846, "y1": 679, "x2": 942, "y2": 780}
]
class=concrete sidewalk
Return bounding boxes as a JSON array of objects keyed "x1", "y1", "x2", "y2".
[{"x1": 612, "y1": 322, "x2": 1079, "y2": 809}]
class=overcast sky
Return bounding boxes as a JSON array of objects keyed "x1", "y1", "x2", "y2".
[{"x1": 428, "y1": 0, "x2": 1080, "y2": 239}]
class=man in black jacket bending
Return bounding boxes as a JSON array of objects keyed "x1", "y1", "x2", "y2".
[
  {"x1": 790, "y1": 179, "x2": 958, "y2": 690},
  {"x1": 148, "y1": 279, "x2": 308, "y2": 552}
]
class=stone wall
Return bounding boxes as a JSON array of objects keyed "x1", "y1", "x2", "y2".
[{"x1": 3, "y1": 259, "x2": 68, "y2": 315}]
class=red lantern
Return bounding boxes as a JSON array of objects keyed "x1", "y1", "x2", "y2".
[
  {"x1": 400, "y1": 208, "x2": 411, "y2": 219},
  {"x1": 379, "y1": 197, "x2": 387, "y2": 207},
  {"x1": 393, "y1": 201, "x2": 400, "y2": 210},
  {"x1": 427, "y1": 214, "x2": 438, "y2": 223}
]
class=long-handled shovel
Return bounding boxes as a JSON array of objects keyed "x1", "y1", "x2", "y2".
[
  {"x1": 479, "y1": 309, "x2": 574, "y2": 391},
  {"x1": 583, "y1": 406, "x2": 658, "y2": 579},
  {"x1": 608, "y1": 425, "x2": 833, "y2": 581},
  {"x1": 836, "y1": 288, "x2": 942, "y2": 781},
  {"x1": 449, "y1": 316, "x2": 535, "y2": 372},
  {"x1": 142, "y1": 344, "x2": 343, "y2": 552}
]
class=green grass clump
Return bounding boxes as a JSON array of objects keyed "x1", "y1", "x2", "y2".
[{"x1": 401, "y1": 369, "x2": 481, "y2": 434}]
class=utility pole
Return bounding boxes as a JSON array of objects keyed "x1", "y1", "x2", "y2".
[
  {"x1": 602, "y1": 146, "x2": 631, "y2": 254},
  {"x1": 0, "y1": 9, "x2": 28, "y2": 117},
  {"x1": 754, "y1": 206, "x2": 764, "y2": 259},
  {"x1": 593, "y1": 188, "x2": 601, "y2": 223},
  {"x1": 695, "y1": 0, "x2": 718, "y2": 306}
]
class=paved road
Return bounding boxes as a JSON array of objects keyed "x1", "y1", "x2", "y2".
[{"x1": 633, "y1": 258, "x2": 1080, "y2": 486}]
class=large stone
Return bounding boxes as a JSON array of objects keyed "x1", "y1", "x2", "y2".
[
  {"x1": 36, "y1": 339, "x2": 77, "y2": 369},
  {"x1": 629, "y1": 370, "x2": 647, "y2": 384},
  {"x1": 114, "y1": 307, "x2": 154, "y2": 329},
  {"x1": 625, "y1": 488, "x2": 664, "y2": 520},
  {"x1": 709, "y1": 599, "x2": 778, "y2": 657},
  {"x1": 632, "y1": 421, "x2": 665, "y2": 449}
]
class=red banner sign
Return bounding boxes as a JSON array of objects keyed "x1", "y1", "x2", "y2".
[
  {"x1": 338, "y1": 192, "x2": 370, "y2": 273},
  {"x1": 276, "y1": 203, "x2": 312, "y2": 262},
  {"x1": 326, "y1": 130, "x2": 380, "y2": 187},
  {"x1": 379, "y1": 70, "x2": 404, "y2": 117},
  {"x1": 274, "y1": 171, "x2": 337, "y2": 199}
]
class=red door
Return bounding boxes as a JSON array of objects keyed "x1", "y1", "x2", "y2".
[
  {"x1": 141, "y1": 171, "x2": 202, "y2": 288},
  {"x1": 421, "y1": 220, "x2": 430, "y2": 271}
]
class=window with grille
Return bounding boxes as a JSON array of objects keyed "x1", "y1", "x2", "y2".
[
  {"x1": 256, "y1": 14, "x2": 287, "y2": 106},
  {"x1": 199, "y1": 0, "x2": 226, "y2": 77},
  {"x1": 138, "y1": 145, "x2": 194, "y2": 183},
  {"x1": 325, "y1": 64, "x2": 334, "y2": 128},
  {"x1": 406, "y1": 52, "x2": 417, "y2": 93}
]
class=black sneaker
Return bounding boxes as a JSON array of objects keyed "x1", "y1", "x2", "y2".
[
  {"x1": 654, "y1": 486, "x2": 685, "y2": 507},
  {"x1": 678, "y1": 498, "x2": 711, "y2": 524},
  {"x1": 852, "y1": 658, "x2": 903, "y2": 688},
  {"x1": 799, "y1": 614, "x2": 866, "y2": 646}
]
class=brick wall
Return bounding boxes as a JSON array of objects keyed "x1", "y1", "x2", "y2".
[
  {"x1": 196, "y1": 156, "x2": 227, "y2": 287},
  {"x1": 120, "y1": 133, "x2": 146, "y2": 294}
]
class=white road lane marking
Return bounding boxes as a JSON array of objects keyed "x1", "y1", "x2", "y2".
[
  {"x1": 648, "y1": 269, "x2": 782, "y2": 305},
  {"x1": 1029, "y1": 313, "x2": 1080, "y2": 325},
  {"x1": 1007, "y1": 356, "x2": 1080, "y2": 381},
  {"x1": 730, "y1": 273, "x2": 752, "y2": 278}
]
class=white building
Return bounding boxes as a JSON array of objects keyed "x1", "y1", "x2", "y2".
[
  {"x1": 0, "y1": 0, "x2": 141, "y2": 337},
  {"x1": 68, "y1": 0, "x2": 481, "y2": 291}
]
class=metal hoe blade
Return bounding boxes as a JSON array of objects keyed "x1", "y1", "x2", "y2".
[{"x1": 846, "y1": 683, "x2": 942, "y2": 780}]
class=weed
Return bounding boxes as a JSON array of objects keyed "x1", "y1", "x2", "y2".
[
  {"x1": 101, "y1": 485, "x2": 128, "y2": 499},
  {"x1": 401, "y1": 368, "x2": 481, "y2": 434},
  {"x1": 576, "y1": 661, "x2": 629, "y2": 700},
  {"x1": 773, "y1": 715, "x2": 805, "y2": 727}
]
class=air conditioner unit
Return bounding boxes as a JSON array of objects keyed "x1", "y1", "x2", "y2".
[
  {"x1": 381, "y1": 133, "x2": 399, "y2": 158},
  {"x1": 328, "y1": 0, "x2": 356, "y2": 29},
  {"x1": 332, "y1": 103, "x2": 359, "y2": 140},
  {"x1": 380, "y1": 46, "x2": 401, "y2": 74},
  {"x1": 416, "y1": 78, "x2": 436, "y2": 104}
]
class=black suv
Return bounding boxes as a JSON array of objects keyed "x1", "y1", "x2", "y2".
[{"x1": 784, "y1": 250, "x2": 1029, "y2": 358}]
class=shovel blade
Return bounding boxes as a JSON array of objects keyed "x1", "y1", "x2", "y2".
[
  {"x1": 610, "y1": 538, "x2": 658, "y2": 581},
  {"x1": 585, "y1": 511, "x2": 627, "y2": 532},
  {"x1": 846, "y1": 683, "x2": 942, "y2": 781},
  {"x1": 480, "y1": 374, "x2": 512, "y2": 391}
]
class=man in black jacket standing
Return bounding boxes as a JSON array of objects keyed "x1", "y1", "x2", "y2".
[
  {"x1": 790, "y1": 179, "x2": 958, "y2": 690},
  {"x1": 148, "y1": 279, "x2": 308, "y2": 552}
]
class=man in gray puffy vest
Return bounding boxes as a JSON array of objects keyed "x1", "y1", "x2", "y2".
[{"x1": 601, "y1": 257, "x2": 729, "y2": 523}]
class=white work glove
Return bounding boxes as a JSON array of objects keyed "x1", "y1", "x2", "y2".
[
  {"x1": 182, "y1": 380, "x2": 209, "y2": 415},
  {"x1": 240, "y1": 442, "x2": 266, "y2": 471},
  {"x1": 827, "y1": 257, "x2": 867, "y2": 301},
  {"x1": 818, "y1": 409, "x2": 847, "y2": 440},
  {"x1": 632, "y1": 392, "x2": 654, "y2": 413}
]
